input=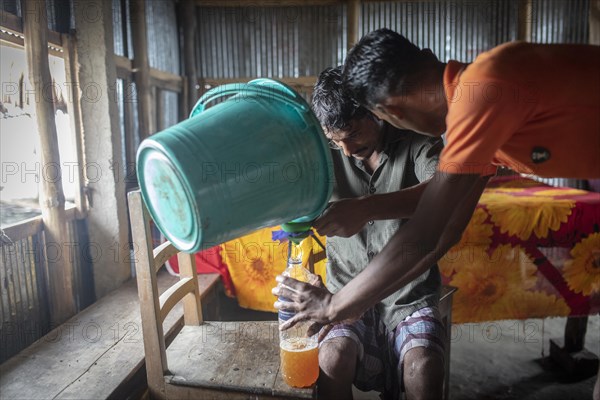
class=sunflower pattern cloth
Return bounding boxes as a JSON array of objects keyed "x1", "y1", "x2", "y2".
[
  {"x1": 219, "y1": 176, "x2": 599, "y2": 323},
  {"x1": 220, "y1": 227, "x2": 327, "y2": 312},
  {"x1": 439, "y1": 176, "x2": 600, "y2": 323}
]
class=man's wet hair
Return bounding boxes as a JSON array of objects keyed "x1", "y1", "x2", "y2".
[
  {"x1": 343, "y1": 28, "x2": 433, "y2": 107},
  {"x1": 311, "y1": 66, "x2": 369, "y2": 132}
]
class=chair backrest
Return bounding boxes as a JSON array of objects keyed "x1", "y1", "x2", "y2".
[{"x1": 128, "y1": 190, "x2": 204, "y2": 395}]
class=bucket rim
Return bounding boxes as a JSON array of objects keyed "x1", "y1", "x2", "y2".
[{"x1": 136, "y1": 139, "x2": 202, "y2": 252}]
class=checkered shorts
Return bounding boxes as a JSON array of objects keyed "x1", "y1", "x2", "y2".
[{"x1": 320, "y1": 306, "x2": 446, "y2": 399}]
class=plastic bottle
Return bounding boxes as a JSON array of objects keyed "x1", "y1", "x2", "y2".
[{"x1": 278, "y1": 240, "x2": 319, "y2": 388}]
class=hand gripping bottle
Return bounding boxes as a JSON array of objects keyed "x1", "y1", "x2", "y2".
[{"x1": 278, "y1": 240, "x2": 319, "y2": 388}]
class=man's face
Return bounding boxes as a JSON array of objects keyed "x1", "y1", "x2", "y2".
[{"x1": 325, "y1": 116, "x2": 383, "y2": 160}]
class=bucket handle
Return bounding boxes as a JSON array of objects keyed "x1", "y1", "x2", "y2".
[{"x1": 190, "y1": 80, "x2": 309, "y2": 118}]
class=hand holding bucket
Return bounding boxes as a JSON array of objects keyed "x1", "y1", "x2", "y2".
[{"x1": 136, "y1": 79, "x2": 333, "y2": 252}]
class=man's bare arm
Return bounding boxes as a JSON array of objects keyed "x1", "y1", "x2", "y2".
[
  {"x1": 275, "y1": 171, "x2": 488, "y2": 329},
  {"x1": 313, "y1": 180, "x2": 429, "y2": 237},
  {"x1": 362, "y1": 174, "x2": 489, "y2": 303}
]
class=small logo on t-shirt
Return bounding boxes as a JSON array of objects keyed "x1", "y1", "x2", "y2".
[{"x1": 531, "y1": 147, "x2": 551, "y2": 164}]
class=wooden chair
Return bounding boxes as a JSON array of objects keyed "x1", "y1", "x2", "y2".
[{"x1": 128, "y1": 190, "x2": 316, "y2": 399}]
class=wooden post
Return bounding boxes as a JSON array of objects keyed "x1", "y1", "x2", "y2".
[
  {"x1": 156, "y1": 88, "x2": 164, "y2": 132},
  {"x1": 176, "y1": 251, "x2": 204, "y2": 326},
  {"x1": 518, "y1": 0, "x2": 533, "y2": 42},
  {"x1": 128, "y1": 190, "x2": 168, "y2": 398},
  {"x1": 61, "y1": 34, "x2": 87, "y2": 219},
  {"x1": 180, "y1": 0, "x2": 198, "y2": 115},
  {"x1": 131, "y1": 0, "x2": 154, "y2": 138},
  {"x1": 347, "y1": 0, "x2": 360, "y2": 50},
  {"x1": 564, "y1": 316, "x2": 588, "y2": 352},
  {"x1": 22, "y1": 0, "x2": 75, "y2": 325},
  {"x1": 590, "y1": 0, "x2": 600, "y2": 45}
]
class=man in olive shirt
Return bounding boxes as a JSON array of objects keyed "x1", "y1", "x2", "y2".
[{"x1": 311, "y1": 66, "x2": 445, "y2": 400}]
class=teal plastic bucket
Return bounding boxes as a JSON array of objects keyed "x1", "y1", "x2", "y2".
[{"x1": 136, "y1": 79, "x2": 333, "y2": 252}]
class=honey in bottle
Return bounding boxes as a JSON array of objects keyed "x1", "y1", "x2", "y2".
[{"x1": 277, "y1": 241, "x2": 319, "y2": 388}]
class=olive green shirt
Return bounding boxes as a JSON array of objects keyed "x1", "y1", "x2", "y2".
[{"x1": 326, "y1": 127, "x2": 444, "y2": 331}]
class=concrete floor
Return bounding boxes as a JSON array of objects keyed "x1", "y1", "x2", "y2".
[
  {"x1": 445, "y1": 316, "x2": 599, "y2": 400},
  {"x1": 353, "y1": 316, "x2": 599, "y2": 400},
  {"x1": 218, "y1": 296, "x2": 599, "y2": 400}
]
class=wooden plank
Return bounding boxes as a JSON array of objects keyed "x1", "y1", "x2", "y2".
[
  {"x1": 165, "y1": 384, "x2": 299, "y2": 400},
  {"x1": 181, "y1": 75, "x2": 190, "y2": 120},
  {"x1": 195, "y1": 0, "x2": 341, "y2": 6},
  {"x1": 201, "y1": 76, "x2": 317, "y2": 88},
  {"x1": 62, "y1": 34, "x2": 87, "y2": 219},
  {"x1": 180, "y1": 0, "x2": 198, "y2": 114},
  {"x1": 0, "y1": 9, "x2": 22, "y2": 33},
  {"x1": 0, "y1": 29, "x2": 25, "y2": 47},
  {"x1": 518, "y1": 0, "x2": 533, "y2": 42},
  {"x1": 149, "y1": 68, "x2": 183, "y2": 93},
  {"x1": 23, "y1": 0, "x2": 75, "y2": 325},
  {"x1": 155, "y1": 87, "x2": 165, "y2": 131},
  {"x1": 114, "y1": 54, "x2": 133, "y2": 78},
  {"x1": 122, "y1": 76, "x2": 137, "y2": 189},
  {"x1": 564, "y1": 316, "x2": 588, "y2": 352},
  {"x1": 0, "y1": 10, "x2": 62, "y2": 47},
  {"x1": 2, "y1": 216, "x2": 43, "y2": 242},
  {"x1": 0, "y1": 271, "x2": 220, "y2": 400},
  {"x1": 130, "y1": 0, "x2": 154, "y2": 138},
  {"x1": 0, "y1": 32, "x2": 64, "y2": 57},
  {"x1": 128, "y1": 190, "x2": 168, "y2": 398},
  {"x1": 166, "y1": 322, "x2": 315, "y2": 398},
  {"x1": 159, "y1": 277, "x2": 195, "y2": 322},
  {"x1": 177, "y1": 251, "x2": 204, "y2": 325},
  {"x1": 347, "y1": 0, "x2": 360, "y2": 50},
  {"x1": 592, "y1": 0, "x2": 600, "y2": 45},
  {"x1": 195, "y1": 0, "x2": 429, "y2": 6},
  {"x1": 152, "y1": 241, "x2": 178, "y2": 273}
]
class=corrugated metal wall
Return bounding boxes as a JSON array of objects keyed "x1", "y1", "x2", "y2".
[
  {"x1": 530, "y1": 0, "x2": 589, "y2": 187},
  {"x1": 194, "y1": 1, "x2": 519, "y2": 78},
  {"x1": 113, "y1": 0, "x2": 134, "y2": 58},
  {"x1": 1, "y1": 0, "x2": 73, "y2": 32},
  {"x1": 195, "y1": 0, "x2": 590, "y2": 79},
  {"x1": 0, "y1": 231, "x2": 51, "y2": 363},
  {"x1": 196, "y1": 5, "x2": 348, "y2": 78},
  {"x1": 532, "y1": 0, "x2": 589, "y2": 43},
  {"x1": 192, "y1": 0, "x2": 591, "y2": 188},
  {"x1": 360, "y1": 0, "x2": 519, "y2": 62},
  {"x1": 112, "y1": 0, "x2": 179, "y2": 166},
  {"x1": 146, "y1": 0, "x2": 180, "y2": 74}
]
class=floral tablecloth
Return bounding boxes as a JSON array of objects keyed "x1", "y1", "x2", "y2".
[
  {"x1": 439, "y1": 176, "x2": 600, "y2": 323},
  {"x1": 200, "y1": 176, "x2": 600, "y2": 323}
]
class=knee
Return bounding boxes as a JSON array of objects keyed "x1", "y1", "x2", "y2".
[
  {"x1": 405, "y1": 353, "x2": 443, "y2": 379},
  {"x1": 319, "y1": 337, "x2": 358, "y2": 376},
  {"x1": 403, "y1": 347, "x2": 445, "y2": 400},
  {"x1": 318, "y1": 337, "x2": 358, "y2": 399}
]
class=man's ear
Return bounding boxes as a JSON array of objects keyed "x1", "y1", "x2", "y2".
[
  {"x1": 371, "y1": 102, "x2": 407, "y2": 130},
  {"x1": 375, "y1": 103, "x2": 404, "y2": 123},
  {"x1": 368, "y1": 111, "x2": 385, "y2": 130}
]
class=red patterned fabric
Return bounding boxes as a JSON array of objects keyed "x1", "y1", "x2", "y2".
[
  {"x1": 439, "y1": 175, "x2": 600, "y2": 323},
  {"x1": 167, "y1": 246, "x2": 236, "y2": 297}
]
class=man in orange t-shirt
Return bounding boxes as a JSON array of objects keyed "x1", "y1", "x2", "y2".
[{"x1": 273, "y1": 29, "x2": 600, "y2": 400}]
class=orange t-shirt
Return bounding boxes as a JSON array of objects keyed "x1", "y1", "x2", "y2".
[{"x1": 439, "y1": 42, "x2": 600, "y2": 178}]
